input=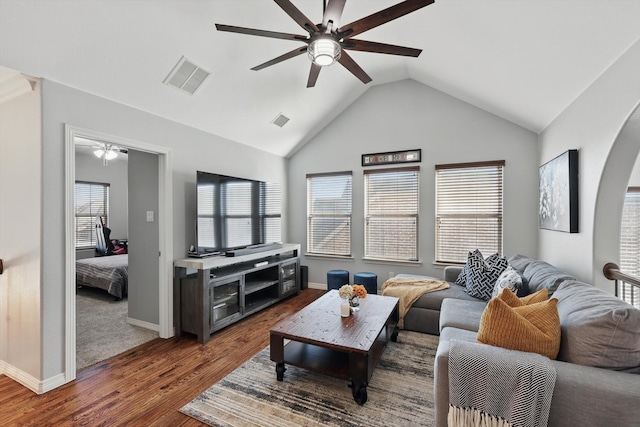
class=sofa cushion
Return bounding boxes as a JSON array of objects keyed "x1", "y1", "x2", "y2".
[
  {"x1": 439, "y1": 298, "x2": 487, "y2": 333},
  {"x1": 464, "y1": 250, "x2": 509, "y2": 301},
  {"x1": 553, "y1": 280, "x2": 640, "y2": 372},
  {"x1": 477, "y1": 295, "x2": 561, "y2": 359},
  {"x1": 507, "y1": 254, "x2": 536, "y2": 274},
  {"x1": 500, "y1": 287, "x2": 548, "y2": 307},
  {"x1": 523, "y1": 260, "x2": 575, "y2": 296},
  {"x1": 492, "y1": 265, "x2": 528, "y2": 298},
  {"x1": 394, "y1": 273, "x2": 481, "y2": 311}
]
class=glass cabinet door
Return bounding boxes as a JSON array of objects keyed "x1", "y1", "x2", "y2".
[
  {"x1": 280, "y1": 261, "x2": 298, "y2": 295},
  {"x1": 210, "y1": 276, "x2": 241, "y2": 327}
]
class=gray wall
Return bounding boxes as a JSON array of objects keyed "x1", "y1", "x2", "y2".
[
  {"x1": 128, "y1": 150, "x2": 159, "y2": 325},
  {"x1": 288, "y1": 79, "x2": 539, "y2": 286},
  {"x1": 75, "y1": 150, "x2": 128, "y2": 259},
  {"x1": 38, "y1": 79, "x2": 287, "y2": 381}
]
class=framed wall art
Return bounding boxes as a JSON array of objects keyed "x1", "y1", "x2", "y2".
[
  {"x1": 539, "y1": 149, "x2": 579, "y2": 233},
  {"x1": 362, "y1": 149, "x2": 421, "y2": 167}
]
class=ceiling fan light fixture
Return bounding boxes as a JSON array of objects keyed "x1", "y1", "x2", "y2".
[
  {"x1": 308, "y1": 38, "x2": 341, "y2": 66},
  {"x1": 93, "y1": 149, "x2": 105, "y2": 158},
  {"x1": 104, "y1": 150, "x2": 118, "y2": 160}
]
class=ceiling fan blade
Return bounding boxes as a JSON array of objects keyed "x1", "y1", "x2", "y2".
[
  {"x1": 274, "y1": 0, "x2": 319, "y2": 34},
  {"x1": 322, "y1": 0, "x2": 346, "y2": 31},
  {"x1": 215, "y1": 24, "x2": 308, "y2": 42},
  {"x1": 337, "y1": 51, "x2": 372, "y2": 84},
  {"x1": 342, "y1": 39, "x2": 422, "y2": 57},
  {"x1": 338, "y1": 0, "x2": 434, "y2": 39},
  {"x1": 307, "y1": 63, "x2": 322, "y2": 88},
  {"x1": 251, "y1": 47, "x2": 308, "y2": 71}
]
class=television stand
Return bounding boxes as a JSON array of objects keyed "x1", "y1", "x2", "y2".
[{"x1": 173, "y1": 243, "x2": 300, "y2": 344}]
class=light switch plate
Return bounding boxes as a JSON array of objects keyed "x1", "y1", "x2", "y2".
[{"x1": 146, "y1": 211, "x2": 154, "y2": 222}]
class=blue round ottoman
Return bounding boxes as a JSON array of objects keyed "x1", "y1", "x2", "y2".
[
  {"x1": 327, "y1": 269, "x2": 349, "y2": 291},
  {"x1": 354, "y1": 272, "x2": 378, "y2": 295}
]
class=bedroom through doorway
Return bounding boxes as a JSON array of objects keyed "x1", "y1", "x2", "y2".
[{"x1": 73, "y1": 137, "x2": 160, "y2": 371}]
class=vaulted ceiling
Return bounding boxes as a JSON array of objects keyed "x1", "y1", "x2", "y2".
[{"x1": 1, "y1": 0, "x2": 639, "y2": 157}]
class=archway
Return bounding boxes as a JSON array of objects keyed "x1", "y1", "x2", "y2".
[{"x1": 593, "y1": 103, "x2": 640, "y2": 291}]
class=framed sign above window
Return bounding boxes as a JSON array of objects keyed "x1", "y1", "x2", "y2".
[{"x1": 362, "y1": 149, "x2": 421, "y2": 167}]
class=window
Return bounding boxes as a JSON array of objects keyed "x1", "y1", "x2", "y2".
[
  {"x1": 364, "y1": 167, "x2": 419, "y2": 262},
  {"x1": 307, "y1": 172, "x2": 353, "y2": 256},
  {"x1": 75, "y1": 181, "x2": 110, "y2": 248},
  {"x1": 620, "y1": 187, "x2": 639, "y2": 307},
  {"x1": 435, "y1": 161, "x2": 504, "y2": 264}
]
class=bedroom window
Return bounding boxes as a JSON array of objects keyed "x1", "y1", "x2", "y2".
[
  {"x1": 364, "y1": 167, "x2": 419, "y2": 262},
  {"x1": 435, "y1": 160, "x2": 504, "y2": 264},
  {"x1": 620, "y1": 187, "x2": 640, "y2": 308},
  {"x1": 307, "y1": 172, "x2": 353, "y2": 257},
  {"x1": 75, "y1": 181, "x2": 110, "y2": 248}
]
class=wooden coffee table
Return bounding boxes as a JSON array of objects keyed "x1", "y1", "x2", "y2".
[{"x1": 269, "y1": 290, "x2": 399, "y2": 405}]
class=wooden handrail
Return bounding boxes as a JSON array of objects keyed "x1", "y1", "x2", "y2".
[{"x1": 603, "y1": 262, "x2": 640, "y2": 288}]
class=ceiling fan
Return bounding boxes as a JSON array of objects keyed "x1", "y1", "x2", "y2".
[
  {"x1": 215, "y1": 0, "x2": 434, "y2": 88},
  {"x1": 75, "y1": 138, "x2": 127, "y2": 166}
]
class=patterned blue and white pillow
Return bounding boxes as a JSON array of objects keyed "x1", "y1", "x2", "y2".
[
  {"x1": 464, "y1": 250, "x2": 509, "y2": 301},
  {"x1": 491, "y1": 266, "x2": 524, "y2": 298},
  {"x1": 455, "y1": 249, "x2": 482, "y2": 286}
]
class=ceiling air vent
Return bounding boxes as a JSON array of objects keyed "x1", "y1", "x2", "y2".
[
  {"x1": 163, "y1": 56, "x2": 210, "y2": 95},
  {"x1": 271, "y1": 113, "x2": 290, "y2": 128}
]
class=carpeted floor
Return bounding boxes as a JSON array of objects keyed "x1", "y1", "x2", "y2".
[
  {"x1": 181, "y1": 330, "x2": 439, "y2": 426},
  {"x1": 76, "y1": 286, "x2": 159, "y2": 370}
]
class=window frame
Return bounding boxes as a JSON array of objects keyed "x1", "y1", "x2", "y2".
[
  {"x1": 74, "y1": 180, "x2": 110, "y2": 249},
  {"x1": 364, "y1": 166, "x2": 420, "y2": 263},
  {"x1": 306, "y1": 171, "x2": 353, "y2": 257},
  {"x1": 435, "y1": 160, "x2": 505, "y2": 264}
]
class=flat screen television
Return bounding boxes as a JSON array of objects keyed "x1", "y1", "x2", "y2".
[{"x1": 195, "y1": 170, "x2": 281, "y2": 255}]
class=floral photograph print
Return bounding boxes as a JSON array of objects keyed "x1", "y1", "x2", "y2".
[{"x1": 539, "y1": 149, "x2": 579, "y2": 233}]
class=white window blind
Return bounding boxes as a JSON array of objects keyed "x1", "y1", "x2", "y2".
[
  {"x1": 307, "y1": 172, "x2": 353, "y2": 256},
  {"x1": 364, "y1": 167, "x2": 419, "y2": 262},
  {"x1": 262, "y1": 181, "x2": 282, "y2": 244},
  {"x1": 435, "y1": 161, "x2": 504, "y2": 264},
  {"x1": 75, "y1": 181, "x2": 110, "y2": 248},
  {"x1": 620, "y1": 187, "x2": 639, "y2": 307}
]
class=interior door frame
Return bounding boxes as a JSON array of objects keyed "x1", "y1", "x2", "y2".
[{"x1": 64, "y1": 125, "x2": 173, "y2": 381}]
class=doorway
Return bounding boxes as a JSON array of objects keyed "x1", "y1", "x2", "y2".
[{"x1": 64, "y1": 125, "x2": 173, "y2": 381}]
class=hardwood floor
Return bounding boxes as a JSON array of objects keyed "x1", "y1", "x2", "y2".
[{"x1": 0, "y1": 288, "x2": 325, "y2": 427}]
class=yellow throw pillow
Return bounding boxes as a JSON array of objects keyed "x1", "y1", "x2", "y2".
[
  {"x1": 477, "y1": 295, "x2": 561, "y2": 359},
  {"x1": 499, "y1": 287, "x2": 548, "y2": 307}
]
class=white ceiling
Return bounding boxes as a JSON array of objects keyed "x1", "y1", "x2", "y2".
[{"x1": 1, "y1": 0, "x2": 639, "y2": 157}]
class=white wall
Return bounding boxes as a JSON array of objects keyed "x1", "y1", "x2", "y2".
[
  {"x1": 628, "y1": 154, "x2": 640, "y2": 187},
  {"x1": 28, "y1": 79, "x2": 287, "y2": 388},
  {"x1": 0, "y1": 81, "x2": 42, "y2": 386},
  {"x1": 288, "y1": 79, "x2": 539, "y2": 286},
  {"x1": 539, "y1": 39, "x2": 640, "y2": 290}
]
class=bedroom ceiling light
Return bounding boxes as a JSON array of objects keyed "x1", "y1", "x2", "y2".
[
  {"x1": 308, "y1": 38, "x2": 341, "y2": 66},
  {"x1": 94, "y1": 144, "x2": 118, "y2": 166}
]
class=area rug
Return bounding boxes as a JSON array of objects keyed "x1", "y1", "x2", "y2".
[{"x1": 180, "y1": 331, "x2": 438, "y2": 426}]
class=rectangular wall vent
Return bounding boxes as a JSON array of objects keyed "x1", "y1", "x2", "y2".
[
  {"x1": 164, "y1": 56, "x2": 210, "y2": 95},
  {"x1": 271, "y1": 113, "x2": 290, "y2": 128}
]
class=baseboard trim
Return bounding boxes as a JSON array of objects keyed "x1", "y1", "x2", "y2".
[
  {"x1": 308, "y1": 282, "x2": 326, "y2": 290},
  {"x1": 127, "y1": 317, "x2": 160, "y2": 332},
  {"x1": 0, "y1": 359, "x2": 67, "y2": 394}
]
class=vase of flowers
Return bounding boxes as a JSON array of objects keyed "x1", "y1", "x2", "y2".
[{"x1": 338, "y1": 284, "x2": 368, "y2": 314}]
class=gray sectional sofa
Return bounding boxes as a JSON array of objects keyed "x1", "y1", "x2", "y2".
[{"x1": 399, "y1": 254, "x2": 640, "y2": 427}]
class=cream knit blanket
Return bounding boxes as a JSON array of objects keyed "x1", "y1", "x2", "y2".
[{"x1": 381, "y1": 277, "x2": 449, "y2": 328}]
